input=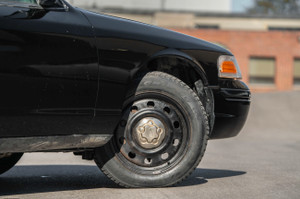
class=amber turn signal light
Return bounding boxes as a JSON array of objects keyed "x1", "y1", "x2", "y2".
[
  {"x1": 218, "y1": 55, "x2": 242, "y2": 79},
  {"x1": 220, "y1": 61, "x2": 237, "y2": 74}
]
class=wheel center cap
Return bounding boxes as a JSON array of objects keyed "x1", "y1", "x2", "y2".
[{"x1": 134, "y1": 117, "x2": 166, "y2": 149}]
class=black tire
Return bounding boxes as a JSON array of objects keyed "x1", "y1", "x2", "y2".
[
  {"x1": 94, "y1": 72, "x2": 209, "y2": 188},
  {"x1": 0, "y1": 153, "x2": 23, "y2": 175}
]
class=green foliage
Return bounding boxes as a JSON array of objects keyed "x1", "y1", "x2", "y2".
[{"x1": 248, "y1": 0, "x2": 300, "y2": 16}]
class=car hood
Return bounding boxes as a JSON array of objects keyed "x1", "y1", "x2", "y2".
[{"x1": 79, "y1": 9, "x2": 232, "y2": 55}]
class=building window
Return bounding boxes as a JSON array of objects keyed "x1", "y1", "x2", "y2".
[
  {"x1": 195, "y1": 24, "x2": 219, "y2": 29},
  {"x1": 249, "y1": 57, "x2": 275, "y2": 85},
  {"x1": 294, "y1": 59, "x2": 300, "y2": 86},
  {"x1": 269, "y1": 27, "x2": 300, "y2": 31}
]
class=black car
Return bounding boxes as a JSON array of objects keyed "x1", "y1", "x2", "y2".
[{"x1": 0, "y1": 0, "x2": 251, "y2": 187}]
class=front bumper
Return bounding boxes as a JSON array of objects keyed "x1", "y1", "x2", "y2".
[{"x1": 210, "y1": 79, "x2": 251, "y2": 139}]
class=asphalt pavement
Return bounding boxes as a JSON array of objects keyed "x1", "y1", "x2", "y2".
[{"x1": 0, "y1": 91, "x2": 300, "y2": 199}]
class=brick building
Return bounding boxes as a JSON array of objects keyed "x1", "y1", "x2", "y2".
[{"x1": 174, "y1": 29, "x2": 300, "y2": 92}]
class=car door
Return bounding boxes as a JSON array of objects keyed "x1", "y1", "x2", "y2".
[{"x1": 0, "y1": 2, "x2": 99, "y2": 137}]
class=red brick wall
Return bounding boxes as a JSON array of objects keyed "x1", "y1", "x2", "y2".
[{"x1": 173, "y1": 29, "x2": 300, "y2": 91}]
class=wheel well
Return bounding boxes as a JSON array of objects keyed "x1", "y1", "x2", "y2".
[{"x1": 146, "y1": 56, "x2": 204, "y2": 89}]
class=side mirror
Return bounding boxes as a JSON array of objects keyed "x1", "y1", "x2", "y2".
[{"x1": 39, "y1": 0, "x2": 68, "y2": 11}]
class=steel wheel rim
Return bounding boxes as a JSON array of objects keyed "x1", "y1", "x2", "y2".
[{"x1": 112, "y1": 94, "x2": 190, "y2": 174}]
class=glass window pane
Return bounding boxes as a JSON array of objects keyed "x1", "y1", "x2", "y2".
[
  {"x1": 249, "y1": 57, "x2": 275, "y2": 84},
  {"x1": 294, "y1": 59, "x2": 300, "y2": 85}
]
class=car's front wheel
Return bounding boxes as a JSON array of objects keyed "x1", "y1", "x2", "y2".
[
  {"x1": 94, "y1": 72, "x2": 209, "y2": 187},
  {"x1": 0, "y1": 153, "x2": 23, "y2": 175}
]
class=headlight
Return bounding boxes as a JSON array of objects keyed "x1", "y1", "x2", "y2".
[{"x1": 218, "y1": 55, "x2": 242, "y2": 79}]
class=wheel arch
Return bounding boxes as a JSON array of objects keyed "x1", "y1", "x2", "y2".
[{"x1": 134, "y1": 49, "x2": 209, "y2": 88}]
